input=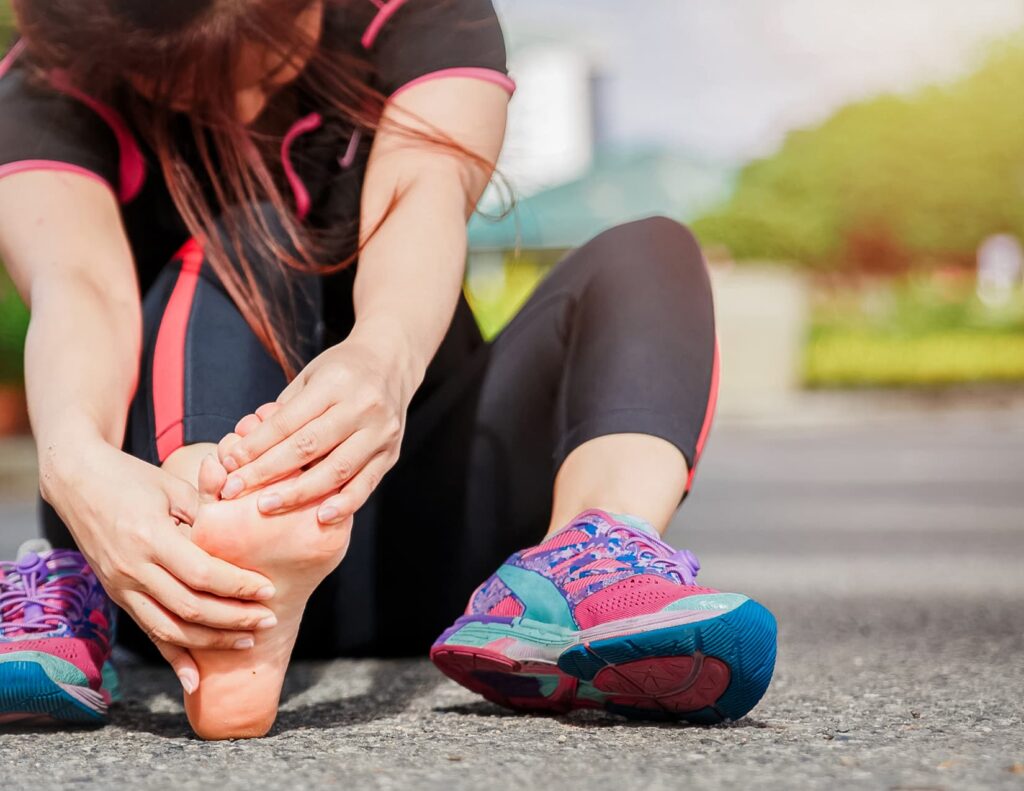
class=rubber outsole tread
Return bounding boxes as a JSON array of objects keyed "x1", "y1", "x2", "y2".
[
  {"x1": 434, "y1": 599, "x2": 777, "y2": 724},
  {"x1": 0, "y1": 661, "x2": 106, "y2": 725}
]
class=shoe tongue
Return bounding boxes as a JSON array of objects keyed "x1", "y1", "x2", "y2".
[
  {"x1": 16, "y1": 539, "x2": 53, "y2": 561},
  {"x1": 610, "y1": 513, "x2": 661, "y2": 537}
]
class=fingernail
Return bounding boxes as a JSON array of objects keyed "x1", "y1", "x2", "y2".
[
  {"x1": 258, "y1": 493, "x2": 282, "y2": 512},
  {"x1": 178, "y1": 668, "x2": 199, "y2": 695},
  {"x1": 257, "y1": 615, "x2": 278, "y2": 630},
  {"x1": 222, "y1": 456, "x2": 239, "y2": 473},
  {"x1": 255, "y1": 585, "x2": 276, "y2": 600},
  {"x1": 221, "y1": 476, "x2": 244, "y2": 499},
  {"x1": 234, "y1": 637, "x2": 255, "y2": 650},
  {"x1": 318, "y1": 506, "x2": 340, "y2": 524}
]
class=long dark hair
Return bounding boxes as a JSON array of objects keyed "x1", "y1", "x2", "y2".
[{"x1": 12, "y1": 0, "x2": 486, "y2": 375}]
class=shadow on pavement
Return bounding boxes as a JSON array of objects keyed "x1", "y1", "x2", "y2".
[
  {"x1": 110, "y1": 658, "x2": 442, "y2": 739},
  {"x1": 434, "y1": 699, "x2": 770, "y2": 731}
]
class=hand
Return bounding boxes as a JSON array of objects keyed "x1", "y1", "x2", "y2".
[
  {"x1": 217, "y1": 330, "x2": 416, "y2": 524},
  {"x1": 43, "y1": 440, "x2": 278, "y2": 691}
]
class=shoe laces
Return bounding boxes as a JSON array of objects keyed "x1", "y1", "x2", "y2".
[
  {"x1": 607, "y1": 527, "x2": 701, "y2": 585},
  {"x1": 0, "y1": 551, "x2": 90, "y2": 635}
]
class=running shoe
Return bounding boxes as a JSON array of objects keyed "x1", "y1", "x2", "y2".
[
  {"x1": 0, "y1": 540, "x2": 118, "y2": 725},
  {"x1": 431, "y1": 509, "x2": 776, "y2": 723}
]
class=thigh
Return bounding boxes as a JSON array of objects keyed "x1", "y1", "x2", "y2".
[{"x1": 128, "y1": 224, "x2": 324, "y2": 465}]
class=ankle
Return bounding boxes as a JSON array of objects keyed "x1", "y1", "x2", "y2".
[{"x1": 545, "y1": 504, "x2": 672, "y2": 538}]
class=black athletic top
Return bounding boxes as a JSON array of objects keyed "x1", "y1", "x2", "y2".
[{"x1": 0, "y1": 0, "x2": 512, "y2": 296}]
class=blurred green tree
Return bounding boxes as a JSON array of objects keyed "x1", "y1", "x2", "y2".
[
  {"x1": 1, "y1": 3, "x2": 12, "y2": 40},
  {"x1": 693, "y1": 37, "x2": 1024, "y2": 271}
]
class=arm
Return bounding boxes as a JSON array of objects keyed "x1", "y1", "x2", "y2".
[
  {"x1": 0, "y1": 171, "x2": 277, "y2": 685},
  {"x1": 217, "y1": 78, "x2": 509, "y2": 518}
]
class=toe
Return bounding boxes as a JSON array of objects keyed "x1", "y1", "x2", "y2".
[{"x1": 198, "y1": 454, "x2": 228, "y2": 502}]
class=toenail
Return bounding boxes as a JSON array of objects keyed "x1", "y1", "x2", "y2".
[
  {"x1": 258, "y1": 493, "x2": 282, "y2": 512},
  {"x1": 257, "y1": 615, "x2": 278, "y2": 630},
  {"x1": 223, "y1": 456, "x2": 239, "y2": 473},
  {"x1": 234, "y1": 637, "x2": 255, "y2": 650},
  {"x1": 318, "y1": 506, "x2": 341, "y2": 523},
  {"x1": 255, "y1": 586, "x2": 276, "y2": 601},
  {"x1": 221, "y1": 476, "x2": 244, "y2": 498}
]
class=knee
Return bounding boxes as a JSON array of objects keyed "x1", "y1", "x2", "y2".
[{"x1": 587, "y1": 216, "x2": 710, "y2": 293}]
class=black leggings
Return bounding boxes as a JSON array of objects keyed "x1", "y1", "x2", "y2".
[{"x1": 43, "y1": 215, "x2": 718, "y2": 658}]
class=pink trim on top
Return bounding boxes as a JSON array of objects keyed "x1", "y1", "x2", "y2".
[
  {"x1": 48, "y1": 71, "x2": 147, "y2": 204},
  {"x1": 0, "y1": 40, "x2": 26, "y2": 80},
  {"x1": 0, "y1": 160, "x2": 116, "y2": 195},
  {"x1": 153, "y1": 239, "x2": 205, "y2": 463},
  {"x1": 361, "y1": 0, "x2": 409, "y2": 49},
  {"x1": 281, "y1": 112, "x2": 323, "y2": 221},
  {"x1": 685, "y1": 338, "x2": 721, "y2": 492},
  {"x1": 389, "y1": 67, "x2": 517, "y2": 101}
]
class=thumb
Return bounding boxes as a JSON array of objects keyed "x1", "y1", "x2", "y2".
[
  {"x1": 155, "y1": 641, "x2": 200, "y2": 697},
  {"x1": 164, "y1": 473, "x2": 201, "y2": 527}
]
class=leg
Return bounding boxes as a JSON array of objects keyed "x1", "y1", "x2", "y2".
[
  {"x1": 121, "y1": 214, "x2": 354, "y2": 739},
  {"x1": 470, "y1": 215, "x2": 717, "y2": 552},
  {"x1": 431, "y1": 218, "x2": 776, "y2": 723}
]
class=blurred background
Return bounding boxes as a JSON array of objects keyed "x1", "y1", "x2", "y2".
[
  {"x1": 0, "y1": 2, "x2": 1022, "y2": 785},
  {"x1": 469, "y1": 0, "x2": 1024, "y2": 407},
  {"x1": 3, "y1": 0, "x2": 1024, "y2": 427}
]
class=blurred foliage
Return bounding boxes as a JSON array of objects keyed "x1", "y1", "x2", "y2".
[
  {"x1": 805, "y1": 275, "x2": 1024, "y2": 386},
  {"x1": 0, "y1": 269, "x2": 28, "y2": 384},
  {"x1": 1, "y1": 4, "x2": 12, "y2": 40},
  {"x1": 694, "y1": 37, "x2": 1024, "y2": 271},
  {"x1": 465, "y1": 252, "x2": 559, "y2": 340}
]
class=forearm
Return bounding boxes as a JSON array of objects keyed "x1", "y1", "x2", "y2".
[
  {"x1": 25, "y1": 274, "x2": 140, "y2": 497},
  {"x1": 0, "y1": 171, "x2": 142, "y2": 498},
  {"x1": 349, "y1": 174, "x2": 470, "y2": 395}
]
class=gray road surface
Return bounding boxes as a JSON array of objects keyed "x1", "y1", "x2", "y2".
[{"x1": 0, "y1": 406, "x2": 1022, "y2": 790}]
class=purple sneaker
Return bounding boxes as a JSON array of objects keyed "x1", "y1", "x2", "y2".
[
  {"x1": 0, "y1": 540, "x2": 118, "y2": 724},
  {"x1": 431, "y1": 509, "x2": 776, "y2": 723}
]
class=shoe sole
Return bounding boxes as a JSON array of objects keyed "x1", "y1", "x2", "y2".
[
  {"x1": 0, "y1": 655, "x2": 110, "y2": 725},
  {"x1": 431, "y1": 599, "x2": 777, "y2": 723}
]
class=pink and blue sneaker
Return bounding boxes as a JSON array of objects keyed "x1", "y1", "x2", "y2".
[
  {"x1": 0, "y1": 540, "x2": 118, "y2": 725},
  {"x1": 431, "y1": 509, "x2": 776, "y2": 723}
]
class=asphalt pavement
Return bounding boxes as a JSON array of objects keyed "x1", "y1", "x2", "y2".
[{"x1": 0, "y1": 403, "x2": 1022, "y2": 790}]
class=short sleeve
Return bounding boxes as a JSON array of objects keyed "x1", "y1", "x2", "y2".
[
  {"x1": 0, "y1": 56, "x2": 121, "y2": 194},
  {"x1": 366, "y1": 0, "x2": 513, "y2": 98}
]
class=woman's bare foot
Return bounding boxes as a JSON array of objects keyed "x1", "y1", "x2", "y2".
[{"x1": 182, "y1": 452, "x2": 352, "y2": 740}]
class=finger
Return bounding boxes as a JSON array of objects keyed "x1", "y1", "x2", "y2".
[
  {"x1": 317, "y1": 453, "x2": 391, "y2": 525},
  {"x1": 220, "y1": 393, "x2": 330, "y2": 488},
  {"x1": 234, "y1": 413, "x2": 263, "y2": 438},
  {"x1": 157, "y1": 533, "x2": 276, "y2": 601},
  {"x1": 216, "y1": 432, "x2": 243, "y2": 471},
  {"x1": 124, "y1": 590, "x2": 257, "y2": 652},
  {"x1": 277, "y1": 376, "x2": 305, "y2": 403},
  {"x1": 233, "y1": 406, "x2": 359, "y2": 500},
  {"x1": 255, "y1": 402, "x2": 282, "y2": 421},
  {"x1": 140, "y1": 563, "x2": 277, "y2": 631},
  {"x1": 153, "y1": 640, "x2": 200, "y2": 696},
  {"x1": 164, "y1": 473, "x2": 201, "y2": 526},
  {"x1": 257, "y1": 429, "x2": 378, "y2": 514}
]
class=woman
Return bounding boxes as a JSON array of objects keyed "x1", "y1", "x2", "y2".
[{"x1": 0, "y1": 0, "x2": 776, "y2": 739}]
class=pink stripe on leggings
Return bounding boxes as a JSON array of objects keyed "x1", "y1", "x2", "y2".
[
  {"x1": 686, "y1": 339, "x2": 721, "y2": 491},
  {"x1": 153, "y1": 239, "x2": 205, "y2": 462}
]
